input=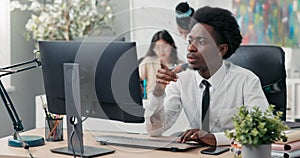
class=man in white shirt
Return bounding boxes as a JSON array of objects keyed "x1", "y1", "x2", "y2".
[{"x1": 144, "y1": 6, "x2": 269, "y2": 146}]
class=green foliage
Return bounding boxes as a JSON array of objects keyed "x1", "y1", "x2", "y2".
[
  {"x1": 225, "y1": 105, "x2": 289, "y2": 146},
  {"x1": 10, "y1": 0, "x2": 114, "y2": 42}
]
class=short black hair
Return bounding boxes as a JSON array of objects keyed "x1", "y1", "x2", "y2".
[
  {"x1": 191, "y1": 6, "x2": 242, "y2": 59},
  {"x1": 175, "y1": 2, "x2": 194, "y2": 31}
]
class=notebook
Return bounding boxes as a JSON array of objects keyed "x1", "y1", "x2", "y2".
[{"x1": 96, "y1": 135, "x2": 202, "y2": 152}]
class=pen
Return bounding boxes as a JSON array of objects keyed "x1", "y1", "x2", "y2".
[
  {"x1": 40, "y1": 96, "x2": 52, "y2": 132},
  {"x1": 143, "y1": 79, "x2": 147, "y2": 99},
  {"x1": 47, "y1": 119, "x2": 60, "y2": 139}
]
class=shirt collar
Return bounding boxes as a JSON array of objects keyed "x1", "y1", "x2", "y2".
[{"x1": 195, "y1": 61, "x2": 226, "y2": 90}]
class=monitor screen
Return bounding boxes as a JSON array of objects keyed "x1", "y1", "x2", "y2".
[{"x1": 39, "y1": 41, "x2": 144, "y2": 123}]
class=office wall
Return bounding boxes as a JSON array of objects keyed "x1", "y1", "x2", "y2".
[
  {"x1": 0, "y1": 0, "x2": 12, "y2": 89},
  {"x1": 0, "y1": 10, "x2": 45, "y2": 138},
  {"x1": 130, "y1": 0, "x2": 232, "y2": 60}
]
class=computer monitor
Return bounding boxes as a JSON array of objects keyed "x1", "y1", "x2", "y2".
[
  {"x1": 39, "y1": 41, "x2": 144, "y2": 123},
  {"x1": 74, "y1": 36, "x2": 126, "y2": 42}
]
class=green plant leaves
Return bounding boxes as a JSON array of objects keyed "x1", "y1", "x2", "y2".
[{"x1": 225, "y1": 105, "x2": 289, "y2": 146}]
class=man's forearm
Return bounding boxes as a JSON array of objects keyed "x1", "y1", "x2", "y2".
[
  {"x1": 146, "y1": 112, "x2": 165, "y2": 136},
  {"x1": 145, "y1": 93, "x2": 166, "y2": 136},
  {"x1": 200, "y1": 133, "x2": 216, "y2": 146},
  {"x1": 153, "y1": 84, "x2": 165, "y2": 97}
]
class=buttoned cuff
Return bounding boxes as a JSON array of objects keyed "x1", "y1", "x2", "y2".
[{"x1": 213, "y1": 132, "x2": 231, "y2": 146}]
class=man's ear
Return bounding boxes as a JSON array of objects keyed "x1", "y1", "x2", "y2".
[{"x1": 218, "y1": 44, "x2": 228, "y2": 57}]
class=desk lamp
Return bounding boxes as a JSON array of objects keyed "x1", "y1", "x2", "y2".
[{"x1": 0, "y1": 58, "x2": 44, "y2": 147}]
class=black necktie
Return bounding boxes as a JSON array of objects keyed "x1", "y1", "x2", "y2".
[{"x1": 201, "y1": 80, "x2": 210, "y2": 131}]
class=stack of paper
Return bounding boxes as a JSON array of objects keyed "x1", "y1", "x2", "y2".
[{"x1": 272, "y1": 129, "x2": 300, "y2": 158}]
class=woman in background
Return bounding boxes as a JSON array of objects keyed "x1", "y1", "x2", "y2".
[{"x1": 139, "y1": 30, "x2": 182, "y2": 98}]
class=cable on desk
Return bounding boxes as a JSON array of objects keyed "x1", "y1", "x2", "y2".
[
  {"x1": 70, "y1": 124, "x2": 84, "y2": 158},
  {"x1": 74, "y1": 124, "x2": 84, "y2": 157},
  {"x1": 70, "y1": 129, "x2": 76, "y2": 158}
]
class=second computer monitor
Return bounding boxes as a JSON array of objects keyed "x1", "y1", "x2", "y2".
[{"x1": 39, "y1": 41, "x2": 144, "y2": 123}]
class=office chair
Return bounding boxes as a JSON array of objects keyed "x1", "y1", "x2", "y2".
[{"x1": 227, "y1": 45, "x2": 287, "y2": 121}]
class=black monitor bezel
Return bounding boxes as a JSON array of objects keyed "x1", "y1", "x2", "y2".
[{"x1": 39, "y1": 40, "x2": 144, "y2": 123}]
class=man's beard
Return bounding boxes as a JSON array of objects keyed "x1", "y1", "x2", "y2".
[{"x1": 188, "y1": 63, "x2": 207, "y2": 72}]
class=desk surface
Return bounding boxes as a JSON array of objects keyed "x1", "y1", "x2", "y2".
[{"x1": 0, "y1": 128, "x2": 232, "y2": 158}]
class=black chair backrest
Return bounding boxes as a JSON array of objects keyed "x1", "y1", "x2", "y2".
[{"x1": 227, "y1": 45, "x2": 287, "y2": 120}]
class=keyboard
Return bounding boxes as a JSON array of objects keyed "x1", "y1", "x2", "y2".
[{"x1": 96, "y1": 135, "x2": 202, "y2": 152}]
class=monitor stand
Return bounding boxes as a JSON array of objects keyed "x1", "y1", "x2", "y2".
[{"x1": 50, "y1": 63, "x2": 115, "y2": 157}]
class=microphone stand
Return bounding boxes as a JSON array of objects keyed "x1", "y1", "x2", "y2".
[{"x1": 0, "y1": 58, "x2": 44, "y2": 147}]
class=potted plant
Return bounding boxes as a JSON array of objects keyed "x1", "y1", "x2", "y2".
[
  {"x1": 10, "y1": 0, "x2": 114, "y2": 45},
  {"x1": 225, "y1": 105, "x2": 289, "y2": 158}
]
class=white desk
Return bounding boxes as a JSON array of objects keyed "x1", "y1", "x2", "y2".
[{"x1": 0, "y1": 128, "x2": 232, "y2": 158}]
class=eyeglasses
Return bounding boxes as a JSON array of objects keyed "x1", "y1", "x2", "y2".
[
  {"x1": 186, "y1": 36, "x2": 210, "y2": 47},
  {"x1": 153, "y1": 44, "x2": 172, "y2": 52},
  {"x1": 187, "y1": 35, "x2": 227, "y2": 47}
]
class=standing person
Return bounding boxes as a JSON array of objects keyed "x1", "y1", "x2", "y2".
[
  {"x1": 139, "y1": 30, "x2": 182, "y2": 99},
  {"x1": 173, "y1": 2, "x2": 194, "y2": 73},
  {"x1": 144, "y1": 6, "x2": 269, "y2": 146},
  {"x1": 175, "y1": 2, "x2": 194, "y2": 39}
]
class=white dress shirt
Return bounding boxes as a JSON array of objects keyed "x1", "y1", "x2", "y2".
[{"x1": 144, "y1": 60, "x2": 269, "y2": 145}]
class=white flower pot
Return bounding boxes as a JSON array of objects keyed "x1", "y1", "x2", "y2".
[{"x1": 242, "y1": 144, "x2": 271, "y2": 158}]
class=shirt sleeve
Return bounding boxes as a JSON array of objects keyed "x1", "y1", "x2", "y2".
[
  {"x1": 213, "y1": 132, "x2": 232, "y2": 146},
  {"x1": 212, "y1": 73, "x2": 268, "y2": 146},
  {"x1": 144, "y1": 81, "x2": 182, "y2": 136},
  {"x1": 144, "y1": 93, "x2": 165, "y2": 136},
  {"x1": 244, "y1": 75, "x2": 269, "y2": 112}
]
